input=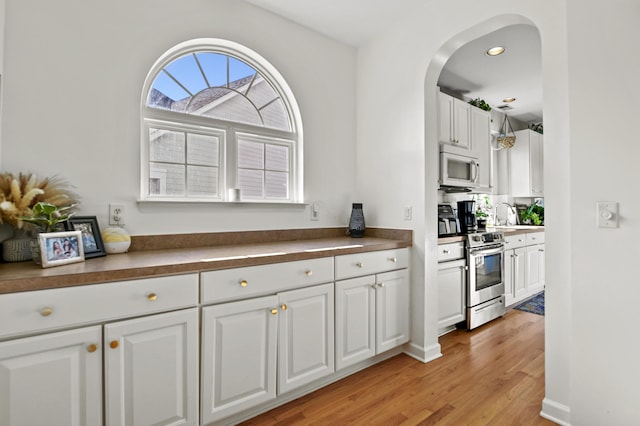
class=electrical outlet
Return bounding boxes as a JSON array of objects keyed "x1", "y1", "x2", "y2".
[
  {"x1": 310, "y1": 203, "x2": 320, "y2": 221},
  {"x1": 109, "y1": 203, "x2": 125, "y2": 226}
]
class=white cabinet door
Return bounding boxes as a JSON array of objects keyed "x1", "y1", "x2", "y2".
[
  {"x1": 0, "y1": 326, "x2": 102, "y2": 426},
  {"x1": 278, "y1": 283, "x2": 334, "y2": 394},
  {"x1": 509, "y1": 129, "x2": 544, "y2": 197},
  {"x1": 453, "y1": 98, "x2": 471, "y2": 150},
  {"x1": 504, "y1": 249, "x2": 515, "y2": 306},
  {"x1": 438, "y1": 91, "x2": 471, "y2": 149},
  {"x1": 201, "y1": 296, "x2": 278, "y2": 424},
  {"x1": 513, "y1": 247, "x2": 528, "y2": 302},
  {"x1": 471, "y1": 106, "x2": 493, "y2": 192},
  {"x1": 530, "y1": 131, "x2": 544, "y2": 196},
  {"x1": 437, "y1": 259, "x2": 467, "y2": 329},
  {"x1": 375, "y1": 269, "x2": 410, "y2": 354},
  {"x1": 104, "y1": 308, "x2": 199, "y2": 426},
  {"x1": 525, "y1": 244, "x2": 545, "y2": 295},
  {"x1": 335, "y1": 276, "x2": 376, "y2": 370}
]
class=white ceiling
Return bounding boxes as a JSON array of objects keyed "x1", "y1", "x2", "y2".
[{"x1": 244, "y1": 0, "x2": 543, "y2": 123}]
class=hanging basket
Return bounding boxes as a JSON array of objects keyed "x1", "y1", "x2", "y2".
[{"x1": 497, "y1": 115, "x2": 516, "y2": 149}]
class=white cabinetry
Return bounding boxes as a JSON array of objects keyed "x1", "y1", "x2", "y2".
[
  {"x1": 0, "y1": 274, "x2": 200, "y2": 426},
  {"x1": 471, "y1": 107, "x2": 493, "y2": 192},
  {"x1": 104, "y1": 309, "x2": 199, "y2": 426},
  {"x1": 509, "y1": 129, "x2": 544, "y2": 197},
  {"x1": 438, "y1": 90, "x2": 471, "y2": 150},
  {"x1": 200, "y1": 260, "x2": 335, "y2": 424},
  {"x1": 437, "y1": 242, "x2": 466, "y2": 334},
  {"x1": 335, "y1": 249, "x2": 409, "y2": 371},
  {"x1": 0, "y1": 326, "x2": 103, "y2": 426},
  {"x1": 504, "y1": 232, "x2": 545, "y2": 307}
]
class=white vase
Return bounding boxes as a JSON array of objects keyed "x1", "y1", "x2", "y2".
[{"x1": 2, "y1": 229, "x2": 33, "y2": 262}]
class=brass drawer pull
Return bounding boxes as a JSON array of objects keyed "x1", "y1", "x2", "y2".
[
  {"x1": 240, "y1": 280, "x2": 248, "y2": 287},
  {"x1": 305, "y1": 269, "x2": 313, "y2": 276},
  {"x1": 87, "y1": 344, "x2": 98, "y2": 353},
  {"x1": 147, "y1": 293, "x2": 157, "y2": 301},
  {"x1": 388, "y1": 257, "x2": 397, "y2": 263},
  {"x1": 271, "y1": 308, "x2": 278, "y2": 315},
  {"x1": 110, "y1": 340, "x2": 119, "y2": 349},
  {"x1": 40, "y1": 307, "x2": 53, "y2": 317},
  {"x1": 356, "y1": 262, "x2": 363, "y2": 268},
  {"x1": 281, "y1": 304, "x2": 288, "y2": 311}
]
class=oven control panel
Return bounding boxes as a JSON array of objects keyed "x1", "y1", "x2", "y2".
[{"x1": 467, "y1": 231, "x2": 505, "y2": 248}]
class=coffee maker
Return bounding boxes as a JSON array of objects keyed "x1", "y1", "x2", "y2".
[
  {"x1": 457, "y1": 200, "x2": 477, "y2": 234},
  {"x1": 438, "y1": 204, "x2": 459, "y2": 236}
]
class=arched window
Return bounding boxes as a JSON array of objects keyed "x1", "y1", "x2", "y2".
[{"x1": 140, "y1": 39, "x2": 303, "y2": 203}]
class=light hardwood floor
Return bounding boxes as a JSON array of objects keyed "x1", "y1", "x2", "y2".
[{"x1": 240, "y1": 309, "x2": 555, "y2": 425}]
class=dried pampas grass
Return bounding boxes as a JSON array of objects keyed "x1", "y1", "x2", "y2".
[{"x1": 0, "y1": 172, "x2": 80, "y2": 229}]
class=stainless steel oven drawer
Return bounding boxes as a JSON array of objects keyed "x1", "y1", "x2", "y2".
[{"x1": 466, "y1": 295, "x2": 505, "y2": 330}]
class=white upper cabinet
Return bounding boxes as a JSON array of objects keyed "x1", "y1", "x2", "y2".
[
  {"x1": 471, "y1": 107, "x2": 493, "y2": 192},
  {"x1": 438, "y1": 90, "x2": 471, "y2": 150},
  {"x1": 508, "y1": 129, "x2": 544, "y2": 197}
]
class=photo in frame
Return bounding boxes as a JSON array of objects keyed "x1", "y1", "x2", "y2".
[
  {"x1": 65, "y1": 216, "x2": 107, "y2": 258},
  {"x1": 39, "y1": 230, "x2": 85, "y2": 268}
]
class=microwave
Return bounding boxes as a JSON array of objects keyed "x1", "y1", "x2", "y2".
[{"x1": 439, "y1": 145, "x2": 480, "y2": 189}]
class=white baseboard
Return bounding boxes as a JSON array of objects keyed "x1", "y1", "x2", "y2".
[
  {"x1": 541, "y1": 397, "x2": 571, "y2": 425},
  {"x1": 404, "y1": 341, "x2": 442, "y2": 363}
]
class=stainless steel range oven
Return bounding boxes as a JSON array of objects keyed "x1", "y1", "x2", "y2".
[{"x1": 466, "y1": 231, "x2": 506, "y2": 330}]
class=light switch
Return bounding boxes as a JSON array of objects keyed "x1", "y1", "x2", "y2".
[{"x1": 597, "y1": 201, "x2": 618, "y2": 228}]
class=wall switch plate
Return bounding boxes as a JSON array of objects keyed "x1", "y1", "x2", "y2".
[
  {"x1": 597, "y1": 201, "x2": 618, "y2": 228},
  {"x1": 310, "y1": 202, "x2": 320, "y2": 221},
  {"x1": 109, "y1": 203, "x2": 125, "y2": 226},
  {"x1": 403, "y1": 205, "x2": 413, "y2": 221}
]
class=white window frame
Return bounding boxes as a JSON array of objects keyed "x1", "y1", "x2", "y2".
[{"x1": 139, "y1": 38, "x2": 304, "y2": 203}]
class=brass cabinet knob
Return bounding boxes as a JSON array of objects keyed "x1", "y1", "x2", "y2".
[
  {"x1": 87, "y1": 344, "x2": 98, "y2": 353},
  {"x1": 40, "y1": 307, "x2": 53, "y2": 317},
  {"x1": 388, "y1": 257, "x2": 397, "y2": 263},
  {"x1": 271, "y1": 308, "x2": 278, "y2": 315},
  {"x1": 110, "y1": 340, "x2": 119, "y2": 349},
  {"x1": 305, "y1": 269, "x2": 313, "y2": 276},
  {"x1": 378, "y1": 283, "x2": 385, "y2": 288},
  {"x1": 240, "y1": 280, "x2": 248, "y2": 287},
  {"x1": 281, "y1": 304, "x2": 287, "y2": 310},
  {"x1": 356, "y1": 262, "x2": 363, "y2": 268},
  {"x1": 147, "y1": 293, "x2": 157, "y2": 301}
]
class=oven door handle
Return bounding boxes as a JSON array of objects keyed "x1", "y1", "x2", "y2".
[{"x1": 469, "y1": 246, "x2": 504, "y2": 256}]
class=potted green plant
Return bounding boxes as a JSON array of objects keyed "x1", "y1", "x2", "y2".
[
  {"x1": 475, "y1": 195, "x2": 492, "y2": 229},
  {"x1": 519, "y1": 202, "x2": 544, "y2": 225},
  {"x1": 468, "y1": 98, "x2": 492, "y2": 112},
  {"x1": 20, "y1": 202, "x2": 76, "y2": 263}
]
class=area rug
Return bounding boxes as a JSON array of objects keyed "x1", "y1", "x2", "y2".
[{"x1": 513, "y1": 291, "x2": 544, "y2": 316}]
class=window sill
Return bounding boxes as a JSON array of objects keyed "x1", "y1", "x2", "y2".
[{"x1": 137, "y1": 198, "x2": 307, "y2": 207}]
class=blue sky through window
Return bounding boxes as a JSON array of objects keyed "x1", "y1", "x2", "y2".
[{"x1": 151, "y1": 52, "x2": 257, "y2": 101}]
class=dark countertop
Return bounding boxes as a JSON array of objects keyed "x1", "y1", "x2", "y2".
[{"x1": 0, "y1": 227, "x2": 412, "y2": 295}]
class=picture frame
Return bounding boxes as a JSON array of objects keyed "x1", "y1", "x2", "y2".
[
  {"x1": 39, "y1": 230, "x2": 85, "y2": 268},
  {"x1": 65, "y1": 216, "x2": 107, "y2": 258}
]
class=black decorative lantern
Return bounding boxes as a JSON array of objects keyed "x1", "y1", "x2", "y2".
[{"x1": 348, "y1": 203, "x2": 365, "y2": 238}]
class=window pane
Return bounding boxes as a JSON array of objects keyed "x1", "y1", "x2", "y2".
[
  {"x1": 246, "y1": 76, "x2": 278, "y2": 107},
  {"x1": 196, "y1": 52, "x2": 227, "y2": 87},
  {"x1": 261, "y1": 98, "x2": 290, "y2": 131},
  {"x1": 187, "y1": 165, "x2": 218, "y2": 196},
  {"x1": 149, "y1": 72, "x2": 190, "y2": 104},
  {"x1": 229, "y1": 57, "x2": 256, "y2": 82},
  {"x1": 164, "y1": 54, "x2": 208, "y2": 95},
  {"x1": 193, "y1": 88, "x2": 262, "y2": 126},
  {"x1": 266, "y1": 144, "x2": 289, "y2": 172},
  {"x1": 187, "y1": 133, "x2": 219, "y2": 166},
  {"x1": 238, "y1": 169, "x2": 263, "y2": 198},
  {"x1": 238, "y1": 140, "x2": 264, "y2": 169},
  {"x1": 150, "y1": 163, "x2": 185, "y2": 196},
  {"x1": 266, "y1": 171, "x2": 288, "y2": 199},
  {"x1": 149, "y1": 128, "x2": 185, "y2": 163}
]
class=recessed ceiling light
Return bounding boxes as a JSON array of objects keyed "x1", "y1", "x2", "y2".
[
  {"x1": 503, "y1": 97, "x2": 517, "y2": 103},
  {"x1": 486, "y1": 46, "x2": 505, "y2": 56}
]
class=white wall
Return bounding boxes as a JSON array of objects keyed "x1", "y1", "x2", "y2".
[
  {"x1": 1, "y1": 0, "x2": 357, "y2": 234},
  {"x1": 355, "y1": 1, "x2": 575, "y2": 424}
]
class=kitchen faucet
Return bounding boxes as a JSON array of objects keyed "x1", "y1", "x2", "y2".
[{"x1": 494, "y1": 202, "x2": 518, "y2": 226}]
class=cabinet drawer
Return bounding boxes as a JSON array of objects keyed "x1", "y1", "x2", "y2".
[
  {"x1": 437, "y1": 242, "x2": 465, "y2": 262},
  {"x1": 526, "y1": 232, "x2": 545, "y2": 245},
  {"x1": 335, "y1": 248, "x2": 408, "y2": 280},
  {"x1": 504, "y1": 234, "x2": 527, "y2": 249},
  {"x1": 0, "y1": 274, "x2": 199, "y2": 340},
  {"x1": 201, "y1": 257, "x2": 334, "y2": 304}
]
